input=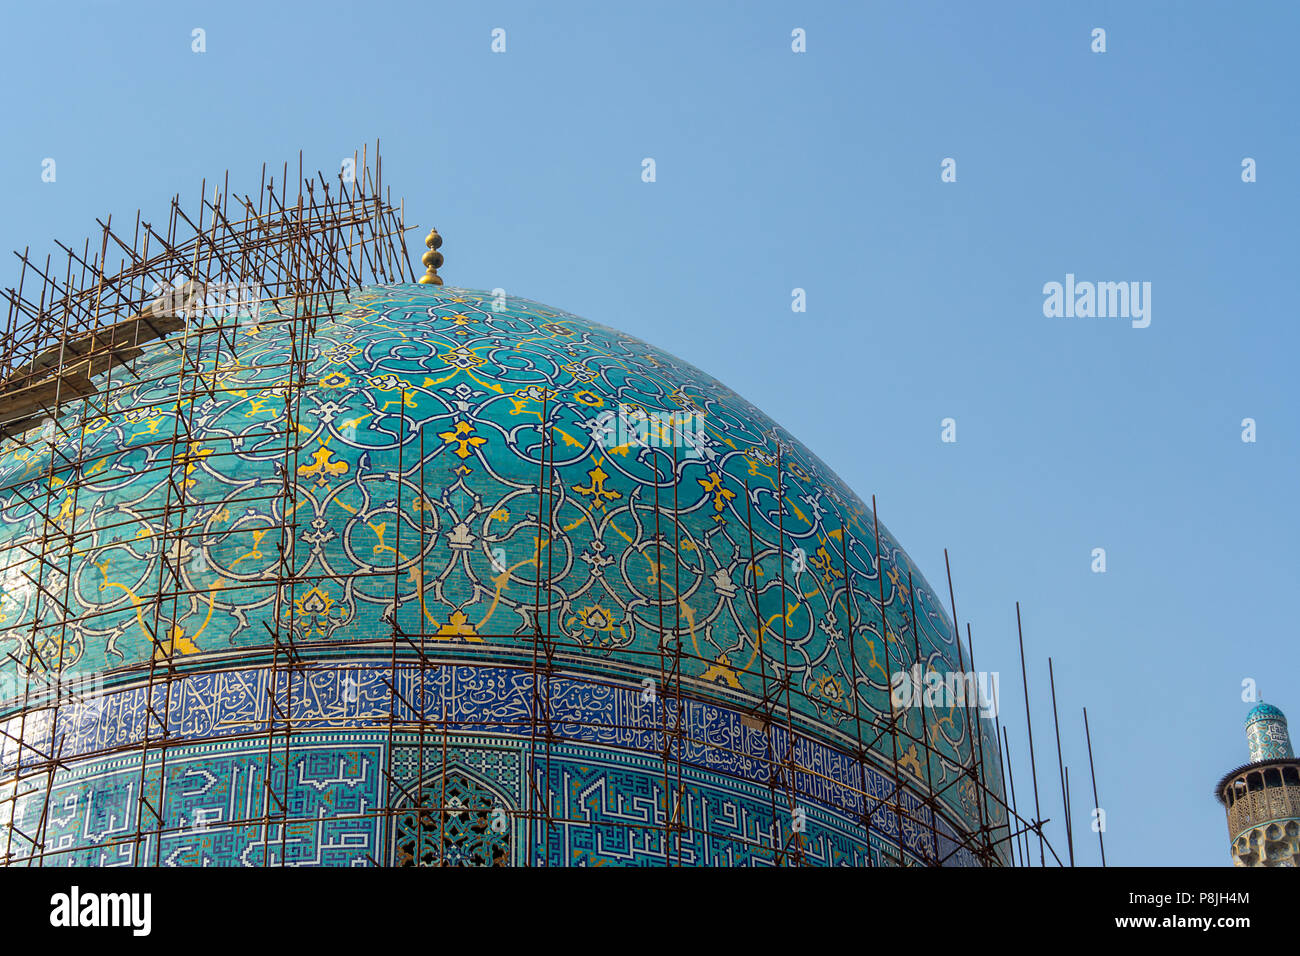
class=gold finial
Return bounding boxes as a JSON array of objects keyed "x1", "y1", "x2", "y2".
[{"x1": 418, "y1": 228, "x2": 444, "y2": 285}]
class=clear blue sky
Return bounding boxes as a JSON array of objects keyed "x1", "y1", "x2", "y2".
[{"x1": 2, "y1": 1, "x2": 1296, "y2": 866}]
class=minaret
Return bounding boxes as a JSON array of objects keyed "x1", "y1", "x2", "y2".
[{"x1": 1216, "y1": 702, "x2": 1300, "y2": 866}]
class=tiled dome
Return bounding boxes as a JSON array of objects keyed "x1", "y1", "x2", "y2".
[{"x1": 0, "y1": 284, "x2": 1005, "y2": 866}]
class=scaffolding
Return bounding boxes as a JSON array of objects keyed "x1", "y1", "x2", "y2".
[{"x1": 0, "y1": 150, "x2": 1099, "y2": 868}]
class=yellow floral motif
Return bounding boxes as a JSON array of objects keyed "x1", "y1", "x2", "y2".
[
  {"x1": 572, "y1": 390, "x2": 603, "y2": 407},
  {"x1": 154, "y1": 623, "x2": 200, "y2": 662},
  {"x1": 862, "y1": 638, "x2": 888, "y2": 679},
  {"x1": 568, "y1": 604, "x2": 614, "y2": 644},
  {"x1": 230, "y1": 528, "x2": 268, "y2": 567},
  {"x1": 435, "y1": 609, "x2": 483, "y2": 642},
  {"x1": 580, "y1": 605, "x2": 613, "y2": 630},
  {"x1": 439, "y1": 420, "x2": 488, "y2": 459},
  {"x1": 381, "y1": 390, "x2": 421, "y2": 411},
  {"x1": 508, "y1": 395, "x2": 537, "y2": 419},
  {"x1": 573, "y1": 459, "x2": 621, "y2": 510},
  {"x1": 898, "y1": 743, "x2": 923, "y2": 778},
  {"x1": 297, "y1": 445, "x2": 350, "y2": 485},
  {"x1": 294, "y1": 586, "x2": 338, "y2": 638},
  {"x1": 698, "y1": 472, "x2": 736, "y2": 512},
  {"x1": 30, "y1": 630, "x2": 85, "y2": 670},
  {"x1": 506, "y1": 386, "x2": 548, "y2": 417},
  {"x1": 180, "y1": 442, "x2": 213, "y2": 489},
  {"x1": 811, "y1": 672, "x2": 844, "y2": 706},
  {"x1": 700, "y1": 654, "x2": 742, "y2": 689},
  {"x1": 130, "y1": 417, "x2": 164, "y2": 441},
  {"x1": 296, "y1": 587, "x2": 333, "y2": 615},
  {"x1": 809, "y1": 544, "x2": 844, "y2": 583},
  {"x1": 319, "y1": 371, "x2": 351, "y2": 389},
  {"x1": 886, "y1": 565, "x2": 909, "y2": 603},
  {"x1": 54, "y1": 495, "x2": 84, "y2": 528}
]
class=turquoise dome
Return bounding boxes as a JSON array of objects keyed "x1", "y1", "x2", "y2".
[
  {"x1": 1246, "y1": 702, "x2": 1287, "y2": 726},
  {"x1": 0, "y1": 284, "x2": 1005, "y2": 866}
]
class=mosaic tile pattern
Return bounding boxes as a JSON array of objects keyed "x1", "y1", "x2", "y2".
[
  {"x1": 0, "y1": 284, "x2": 1005, "y2": 865},
  {"x1": 1246, "y1": 703, "x2": 1294, "y2": 762}
]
